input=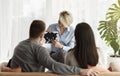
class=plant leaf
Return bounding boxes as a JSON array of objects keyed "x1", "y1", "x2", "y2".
[
  {"x1": 110, "y1": 40, "x2": 119, "y2": 54},
  {"x1": 112, "y1": 4, "x2": 119, "y2": 8},
  {"x1": 118, "y1": 0, "x2": 120, "y2": 6}
]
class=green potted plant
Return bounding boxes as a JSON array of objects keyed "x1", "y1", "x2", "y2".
[{"x1": 98, "y1": 0, "x2": 120, "y2": 57}]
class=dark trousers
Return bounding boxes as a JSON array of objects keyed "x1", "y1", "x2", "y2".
[{"x1": 50, "y1": 51, "x2": 66, "y2": 63}]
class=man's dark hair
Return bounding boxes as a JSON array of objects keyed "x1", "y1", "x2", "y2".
[
  {"x1": 29, "y1": 20, "x2": 45, "y2": 38},
  {"x1": 74, "y1": 22, "x2": 98, "y2": 68}
]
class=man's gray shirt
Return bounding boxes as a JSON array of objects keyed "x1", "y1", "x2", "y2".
[{"x1": 10, "y1": 39, "x2": 80, "y2": 74}]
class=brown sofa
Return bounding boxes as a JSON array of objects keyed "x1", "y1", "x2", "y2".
[
  {"x1": 1, "y1": 62, "x2": 120, "y2": 76},
  {"x1": 0, "y1": 72, "x2": 120, "y2": 76}
]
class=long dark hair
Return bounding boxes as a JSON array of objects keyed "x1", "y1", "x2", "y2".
[{"x1": 74, "y1": 22, "x2": 98, "y2": 68}]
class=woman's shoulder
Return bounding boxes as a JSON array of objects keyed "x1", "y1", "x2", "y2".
[
  {"x1": 49, "y1": 23, "x2": 58, "y2": 27},
  {"x1": 47, "y1": 23, "x2": 58, "y2": 31},
  {"x1": 67, "y1": 48, "x2": 74, "y2": 56},
  {"x1": 68, "y1": 48, "x2": 74, "y2": 52},
  {"x1": 65, "y1": 48, "x2": 79, "y2": 66}
]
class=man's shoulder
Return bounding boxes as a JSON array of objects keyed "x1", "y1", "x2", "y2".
[
  {"x1": 17, "y1": 39, "x2": 28, "y2": 46},
  {"x1": 17, "y1": 39, "x2": 40, "y2": 49},
  {"x1": 18, "y1": 39, "x2": 47, "y2": 53}
]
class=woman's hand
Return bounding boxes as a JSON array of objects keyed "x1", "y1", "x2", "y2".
[{"x1": 52, "y1": 40, "x2": 63, "y2": 49}]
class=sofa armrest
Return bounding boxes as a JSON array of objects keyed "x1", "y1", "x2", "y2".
[{"x1": 100, "y1": 72, "x2": 120, "y2": 76}]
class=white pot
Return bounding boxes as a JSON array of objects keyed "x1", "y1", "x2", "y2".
[{"x1": 108, "y1": 56, "x2": 120, "y2": 72}]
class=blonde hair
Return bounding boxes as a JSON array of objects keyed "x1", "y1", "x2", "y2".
[{"x1": 59, "y1": 11, "x2": 73, "y2": 28}]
